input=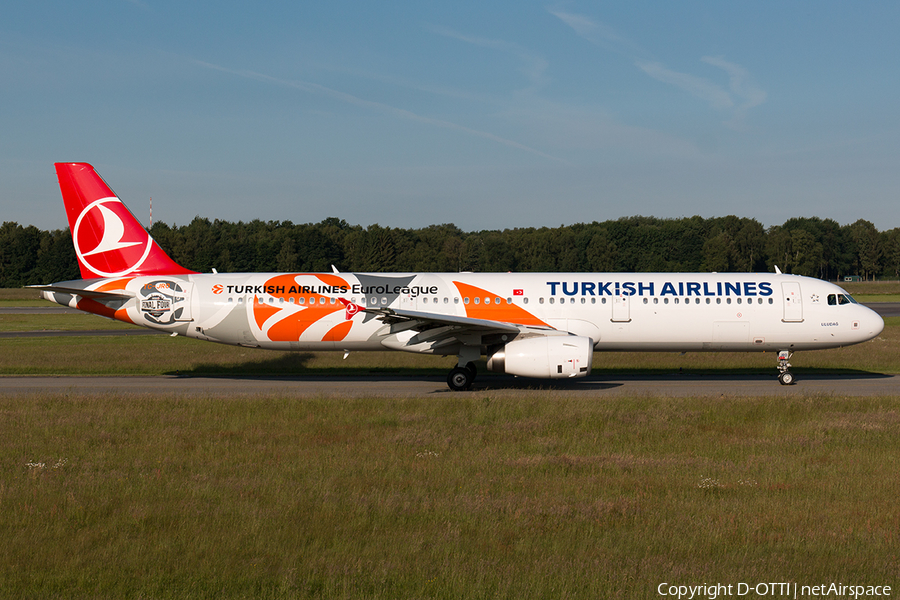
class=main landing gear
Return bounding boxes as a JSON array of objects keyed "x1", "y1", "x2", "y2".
[
  {"x1": 447, "y1": 362, "x2": 477, "y2": 391},
  {"x1": 777, "y1": 350, "x2": 795, "y2": 385}
]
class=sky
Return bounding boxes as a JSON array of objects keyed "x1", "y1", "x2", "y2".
[{"x1": 2, "y1": 1, "x2": 899, "y2": 233}]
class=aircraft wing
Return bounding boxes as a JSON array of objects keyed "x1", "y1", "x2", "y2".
[
  {"x1": 344, "y1": 301, "x2": 559, "y2": 344},
  {"x1": 364, "y1": 306, "x2": 525, "y2": 332}
]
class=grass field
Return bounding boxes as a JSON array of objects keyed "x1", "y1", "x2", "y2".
[{"x1": 3, "y1": 393, "x2": 899, "y2": 599}]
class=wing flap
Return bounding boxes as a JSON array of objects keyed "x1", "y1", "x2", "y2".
[{"x1": 361, "y1": 306, "x2": 524, "y2": 333}]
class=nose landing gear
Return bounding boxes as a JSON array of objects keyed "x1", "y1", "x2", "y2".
[{"x1": 777, "y1": 350, "x2": 794, "y2": 385}]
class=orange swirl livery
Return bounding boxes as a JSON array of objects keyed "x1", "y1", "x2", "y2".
[
  {"x1": 33, "y1": 162, "x2": 884, "y2": 390},
  {"x1": 251, "y1": 274, "x2": 350, "y2": 342}
]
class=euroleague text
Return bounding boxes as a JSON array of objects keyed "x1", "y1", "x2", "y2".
[
  {"x1": 657, "y1": 582, "x2": 891, "y2": 599},
  {"x1": 221, "y1": 284, "x2": 440, "y2": 297}
]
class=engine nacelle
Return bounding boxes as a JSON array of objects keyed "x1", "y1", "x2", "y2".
[{"x1": 487, "y1": 335, "x2": 593, "y2": 379}]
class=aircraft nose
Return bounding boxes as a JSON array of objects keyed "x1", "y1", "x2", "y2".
[
  {"x1": 863, "y1": 307, "x2": 885, "y2": 339},
  {"x1": 871, "y1": 311, "x2": 885, "y2": 337}
]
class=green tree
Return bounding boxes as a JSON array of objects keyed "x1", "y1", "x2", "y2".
[
  {"x1": 848, "y1": 219, "x2": 882, "y2": 280},
  {"x1": 275, "y1": 238, "x2": 299, "y2": 272},
  {"x1": 882, "y1": 229, "x2": 900, "y2": 278}
]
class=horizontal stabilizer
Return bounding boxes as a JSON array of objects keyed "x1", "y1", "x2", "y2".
[{"x1": 27, "y1": 284, "x2": 133, "y2": 300}]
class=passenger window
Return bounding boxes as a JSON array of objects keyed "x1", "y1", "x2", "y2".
[
  {"x1": 475, "y1": 297, "x2": 481, "y2": 305},
  {"x1": 643, "y1": 298, "x2": 648, "y2": 304},
  {"x1": 705, "y1": 298, "x2": 710, "y2": 304},
  {"x1": 716, "y1": 298, "x2": 721, "y2": 304}
]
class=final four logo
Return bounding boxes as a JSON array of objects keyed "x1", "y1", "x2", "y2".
[
  {"x1": 139, "y1": 280, "x2": 187, "y2": 325},
  {"x1": 73, "y1": 197, "x2": 153, "y2": 277}
]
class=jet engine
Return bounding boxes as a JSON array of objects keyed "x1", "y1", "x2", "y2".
[{"x1": 487, "y1": 335, "x2": 593, "y2": 379}]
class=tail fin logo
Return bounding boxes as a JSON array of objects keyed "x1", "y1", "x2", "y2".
[{"x1": 73, "y1": 197, "x2": 153, "y2": 277}]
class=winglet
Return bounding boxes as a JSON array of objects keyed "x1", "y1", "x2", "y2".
[{"x1": 338, "y1": 297, "x2": 362, "y2": 320}]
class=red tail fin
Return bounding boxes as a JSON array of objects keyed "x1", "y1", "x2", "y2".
[{"x1": 55, "y1": 163, "x2": 196, "y2": 278}]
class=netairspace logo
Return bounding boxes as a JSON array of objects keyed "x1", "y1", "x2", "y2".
[{"x1": 657, "y1": 582, "x2": 892, "y2": 599}]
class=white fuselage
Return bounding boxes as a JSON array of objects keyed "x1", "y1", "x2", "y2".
[{"x1": 44, "y1": 271, "x2": 885, "y2": 356}]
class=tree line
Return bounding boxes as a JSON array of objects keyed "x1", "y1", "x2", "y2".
[{"x1": 2, "y1": 215, "x2": 899, "y2": 287}]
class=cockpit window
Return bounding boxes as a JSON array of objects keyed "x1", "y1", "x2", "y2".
[{"x1": 829, "y1": 293, "x2": 858, "y2": 306}]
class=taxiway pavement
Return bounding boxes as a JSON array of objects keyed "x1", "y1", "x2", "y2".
[{"x1": 1, "y1": 373, "x2": 897, "y2": 398}]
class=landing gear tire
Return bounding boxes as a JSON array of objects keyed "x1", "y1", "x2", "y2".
[
  {"x1": 776, "y1": 350, "x2": 794, "y2": 386},
  {"x1": 465, "y1": 361, "x2": 477, "y2": 380},
  {"x1": 447, "y1": 367, "x2": 474, "y2": 391}
]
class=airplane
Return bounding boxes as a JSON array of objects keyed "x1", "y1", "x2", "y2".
[{"x1": 34, "y1": 162, "x2": 885, "y2": 390}]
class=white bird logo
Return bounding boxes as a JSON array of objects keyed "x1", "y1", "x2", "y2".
[{"x1": 82, "y1": 203, "x2": 142, "y2": 256}]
